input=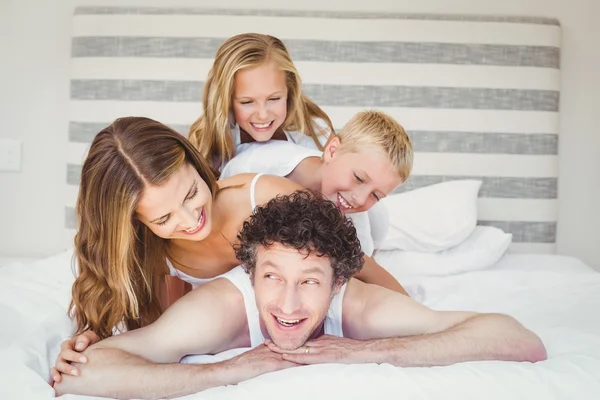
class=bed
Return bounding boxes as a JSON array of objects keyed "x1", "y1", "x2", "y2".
[
  {"x1": 2, "y1": 250, "x2": 600, "y2": 399},
  {"x1": 3, "y1": 6, "x2": 599, "y2": 400}
]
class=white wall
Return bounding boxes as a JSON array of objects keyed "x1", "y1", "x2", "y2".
[{"x1": 1, "y1": 0, "x2": 599, "y2": 269}]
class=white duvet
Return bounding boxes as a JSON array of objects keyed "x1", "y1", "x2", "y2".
[{"x1": 1, "y1": 250, "x2": 599, "y2": 400}]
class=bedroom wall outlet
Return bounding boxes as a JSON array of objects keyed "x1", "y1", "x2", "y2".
[{"x1": 0, "y1": 138, "x2": 22, "y2": 172}]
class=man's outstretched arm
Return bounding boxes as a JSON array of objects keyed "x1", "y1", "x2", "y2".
[
  {"x1": 359, "y1": 312, "x2": 547, "y2": 366},
  {"x1": 54, "y1": 278, "x2": 296, "y2": 399},
  {"x1": 55, "y1": 344, "x2": 295, "y2": 400},
  {"x1": 268, "y1": 279, "x2": 546, "y2": 366}
]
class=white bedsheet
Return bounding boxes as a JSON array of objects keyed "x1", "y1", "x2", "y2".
[{"x1": 1, "y1": 250, "x2": 599, "y2": 400}]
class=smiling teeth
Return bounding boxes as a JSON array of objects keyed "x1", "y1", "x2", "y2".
[
  {"x1": 252, "y1": 121, "x2": 271, "y2": 128},
  {"x1": 276, "y1": 317, "x2": 301, "y2": 327},
  {"x1": 184, "y1": 212, "x2": 203, "y2": 233},
  {"x1": 337, "y1": 193, "x2": 353, "y2": 209}
]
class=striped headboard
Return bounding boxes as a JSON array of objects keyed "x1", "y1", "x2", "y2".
[{"x1": 67, "y1": 7, "x2": 561, "y2": 254}]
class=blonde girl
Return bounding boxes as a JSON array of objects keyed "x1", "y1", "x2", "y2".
[{"x1": 188, "y1": 33, "x2": 334, "y2": 172}]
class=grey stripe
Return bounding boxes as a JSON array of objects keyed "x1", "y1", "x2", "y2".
[
  {"x1": 407, "y1": 131, "x2": 558, "y2": 155},
  {"x1": 71, "y1": 38, "x2": 560, "y2": 68},
  {"x1": 66, "y1": 207, "x2": 76, "y2": 230},
  {"x1": 73, "y1": 7, "x2": 560, "y2": 25},
  {"x1": 67, "y1": 162, "x2": 556, "y2": 199},
  {"x1": 69, "y1": 121, "x2": 190, "y2": 142},
  {"x1": 63, "y1": 205, "x2": 555, "y2": 242},
  {"x1": 67, "y1": 164, "x2": 82, "y2": 186},
  {"x1": 70, "y1": 121, "x2": 558, "y2": 155},
  {"x1": 394, "y1": 176, "x2": 557, "y2": 199},
  {"x1": 478, "y1": 221, "x2": 556, "y2": 243},
  {"x1": 71, "y1": 80, "x2": 199, "y2": 103},
  {"x1": 70, "y1": 80, "x2": 559, "y2": 111}
]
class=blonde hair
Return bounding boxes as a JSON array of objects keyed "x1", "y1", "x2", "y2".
[
  {"x1": 188, "y1": 33, "x2": 334, "y2": 171},
  {"x1": 70, "y1": 117, "x2": 218, "y2": 339},
  {"x1": 334, "y1": 110, "x2": 413, "y2": 182}
]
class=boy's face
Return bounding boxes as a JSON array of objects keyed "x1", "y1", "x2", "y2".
[{"x1": 321, "y1": 138, "x2": 403, "y2": 214}]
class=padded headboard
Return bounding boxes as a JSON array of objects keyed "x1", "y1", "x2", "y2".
[{"x1": 66, "y1": 7, "x2": 561, "y2": 254}]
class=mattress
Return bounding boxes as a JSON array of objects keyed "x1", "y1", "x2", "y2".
[{"x1": 1, "y1": 249, "x2": 599, "y2": 400}]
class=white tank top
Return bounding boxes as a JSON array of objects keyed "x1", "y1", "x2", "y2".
[
  {"x1": 167, "y1": 174, "x2": 264, "y2": 288},
  {"x1": 221, "y1": 266, "x2": 346, "y2": 347}
]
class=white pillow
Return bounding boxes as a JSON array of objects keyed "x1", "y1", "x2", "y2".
[
  {"x1": 379, "y1": 179, "x2": 482, "y2": 252},
  {"x1": 374, "y1": 225, "x2": 512, "y2": 278}
]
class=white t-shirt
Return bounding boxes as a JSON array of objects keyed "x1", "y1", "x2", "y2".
[{"x1": 220, "y1": 140, "x2": 376, "y2": 256}]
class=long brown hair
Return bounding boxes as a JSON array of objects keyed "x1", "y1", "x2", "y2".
[
  {"x1": 70, "y1": 117, "x2": 218, "y2": 339},
  {"x1": 188, "y1": 33, "x2": 334, "y2": 171}
]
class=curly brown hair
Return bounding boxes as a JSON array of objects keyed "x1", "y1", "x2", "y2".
[{"x1": 235, "y1": 190, "x2": 364, "y2": 285}]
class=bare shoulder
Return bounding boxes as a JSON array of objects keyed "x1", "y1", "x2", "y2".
[
  {"x1": 178, "y1": 275, "x2": 244, "y2": 311},
  {"x1": 217, "y1": 173, "x2": 256, "y2": 189},
  {"x1": 161, "y1": 274, "x2": 249, "y2": 352},
  {"x1": 217, "y1": 173, "x2": 303, "y2": 209},
  {"x1": 214, "y1": 173, "x2": 255, "y2": 216},
  {"x1": 252, "y1": 173, "x2": 304, "y2": 206},
  {"x1": 341, "y1": 278, "x2": 427, "y2": 339},
  {"x1": 341, "y1": 279, "x2": 372, "y2": 339},
  {"x1": 342, "y1": 279, "x2": 376, "y2": 313},
  {"x1": 342, "y1": 279, "x2": 478, "y2": 340}
]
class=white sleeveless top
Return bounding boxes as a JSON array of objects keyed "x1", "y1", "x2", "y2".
[
  {"x1": 220, "y1": 141, "x2": 377, "y2": 256},
  {"x1": 221, "y1": 266, "x2": 345, "y2": 346},
  {"x1": 167, "y1": 173, "x2": 264, "y2": 288}
]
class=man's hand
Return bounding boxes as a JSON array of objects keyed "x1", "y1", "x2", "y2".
[
  {"x1": 224, "y1": 344, "x2": 301, "y2": 382},
  {"x1": 265, "y1": 335, "x2": 375, "y2": 365}
]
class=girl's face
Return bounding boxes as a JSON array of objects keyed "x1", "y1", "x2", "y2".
[
  {"x1": 320, "y1": 138, "x2": 403, "y2": 214},
  {"x1": 136, "y1": 163, "x2": 213, "y2": 241},
  {"x1": 232, "y1": 62, "x2": 289, "y2": 142}
]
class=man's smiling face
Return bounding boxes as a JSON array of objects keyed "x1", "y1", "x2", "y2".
[{"x1": 253, "y1": 243, "x2": 341, "y2": 351}]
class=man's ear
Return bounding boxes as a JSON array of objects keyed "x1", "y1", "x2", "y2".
[
  {"x1": 323, "y1": 135, "x2": 341, "y2": 163},
  {"x1": 332, "y1": 278, "x2": 345, "y2": 296}
]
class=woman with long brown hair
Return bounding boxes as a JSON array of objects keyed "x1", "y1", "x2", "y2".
[{"x1": 51, "y1": 116, "x2": 300, "y2": 379}]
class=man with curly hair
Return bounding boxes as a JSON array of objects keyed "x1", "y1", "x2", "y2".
[
  {"x1": 233, "y1": 190, "x2": 366, "y2": 352},
  {"x1": 56, "y1": 190, "x2": 546, "y2": 400}
]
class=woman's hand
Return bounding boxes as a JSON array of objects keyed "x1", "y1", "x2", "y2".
[{"x1": 50, "y1": 330, "x2": 100, "y2": 383}]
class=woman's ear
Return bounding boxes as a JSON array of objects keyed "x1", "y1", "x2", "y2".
[{"x1": 323, "y1": 135, "x2": 341, "y2": 162}]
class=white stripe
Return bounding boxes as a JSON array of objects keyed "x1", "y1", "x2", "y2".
[
  {"x1": 477, "y1": 198, "x2": 557, "y2": 222},
  {"x1": 411, "y1": 153, "x2": 558, "y2": 178},
  {"x1": 508, "y1": 243, "x2": 556, "y2": 254},
  {"x1": 321, "y1": 108, "x2": 558, "y2": 135},
  {"x1": 65, "y1": 229, "x2": 77, "y2": 242},
  {"x1": 67, "y1": 142, "x2": 91, "y2": 165},
  {"x1": 71, "y1": 58, "x2": 561, "y2": 91},
  {"x1": 69, "y1": 101, "x2": 559, "y2": 134},
  {"x1": 72, "y1": 15, "x2": 560, "y2": 47},
  {"x1": 70, "y1": 100, "x2": 200, "y2": 126}
]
